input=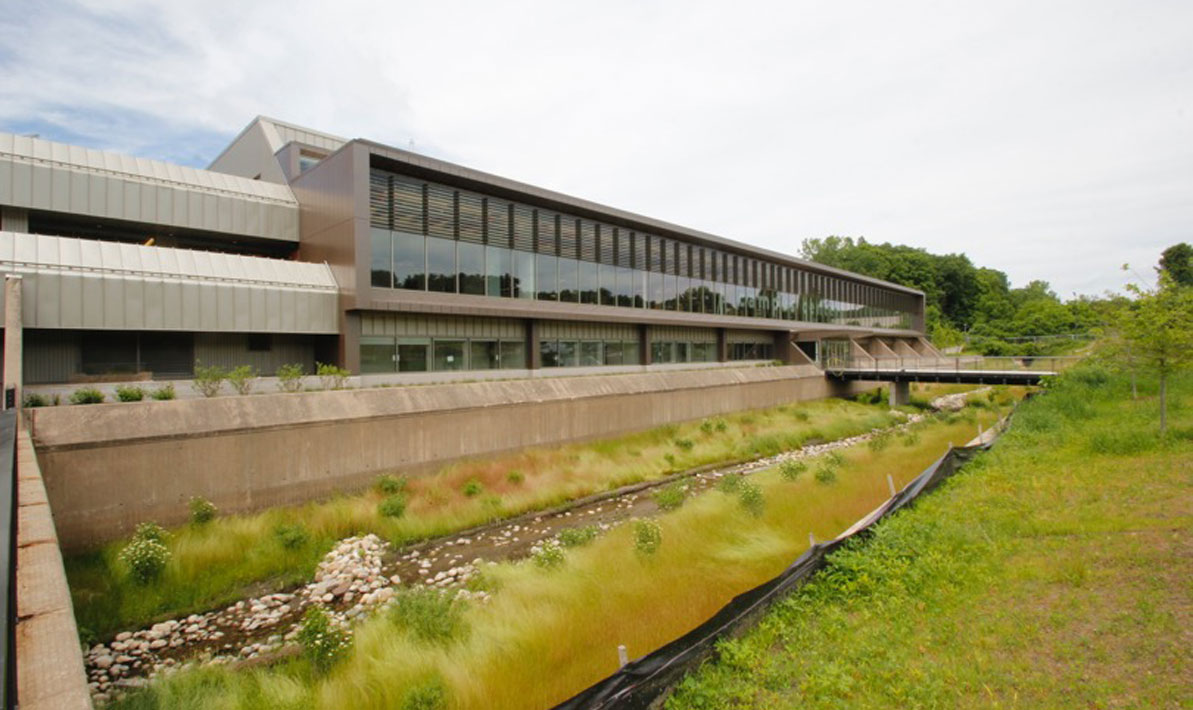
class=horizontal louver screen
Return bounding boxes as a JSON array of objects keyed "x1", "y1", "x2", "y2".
[
  {"x1": 488, "y1": 198, "x2": 512, "y2": 247},
  {"x1": 368, "y1": 170, "x2": 390, "y2": 229},
  {"x1": 458, "y1": 191, "x2": 484, "y2": 244},
  {"x1": 535, "y1": 210, "x2": 557, "y2": 255},
  {"x1": 426, "y1": 184, "x2": 455, "y2": 239},
  {"x1": 631, "y1": 231, "x2": 645, "y2": 269},
  {"x1": 579, "y1": 220, "x2": 597, "y2": 262},
  {"x1": 512, "y1": 205, "x2": 534, "y2": 251},
  {"x1": 559, "y1": 216, "x2": 579, "y2": 259},
  {"x1": 393, "y1": 177, "x2": 424, "y2": 234}
]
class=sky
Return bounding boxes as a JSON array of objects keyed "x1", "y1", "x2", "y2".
[{"x1": 1, "y1": 0, "x2": 1190, "y2": 298}]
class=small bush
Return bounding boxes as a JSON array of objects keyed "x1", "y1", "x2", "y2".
[
  {"x1": 699, "y1": 419, "x2": 715, "y2": 435},
  {"x1": 316, "y1": 361, "x2": 350, "y2": 390},
  {"x1": 814, "y1": 464, "x2": 838, "y2": 485},
  {"x1": 276, "y1": 363, "x2": 305, "y2": 393},
  {"x1": 462, "y1": 479, "x2": 484, "y2": 497},
  {"x1": 825, "y1": 451, "x2": 845, "y2": 467},
  {"x1": 716, "y1": 473, "x2": 744, "y2": 493},
  {"x1": 188, "y1": 496, "x2": 217, "y2": 525},
  {"x1": 273, "y1": 523, "x2": 310, "y2": 550},
  {"x1": 633, "y1": 519, "x2": 663, "y2": 556},
  {"x1": 778, "y1": 459, "x2": 807, "y2": 481},
  {"x1": 652, "y1": 482, "x2": 687, "y2": 511},
  {"x1": 191, "y1": 362, "x2": 225, "y2": 398},
  {"x1": 558, "y1": 525, "x2": 599, "y2": 548},
  {"x1": 114, "y1": 385, "x2": 144, "y2": 402},
  {"x1": 389, "y1": 587, "x2": 467, "y2": 644},
  {"x1": 150, "y1": 384, "x2": 176, "y2": 400},
  {"x1": 532, "y1": 539, "x2": 566, "y2": 570},
  {"x1": 119, "y1": 537, "x2": 170, "y2": 584},
  {"x1": 22, "y1": 392, "x2": 50, "y2": 408},
  {"x1": 69, "y1": 387, "x2": 104, "y2": 404},
  {"x1": 133, "y1": 521, "x2": 168, "y2": 543},
  {"x1": 379, "y1": 494, "x2": 408, "y2": 518},
  {"x1": 401, "y1": 677, "x2": 448, "y2": 710},
  {"x1": 297, "y1": 606, "x2": 352, "y2": 673},
  {"x1": 375, "y1": 474, "x2": 408, "y2": 495},
  {"x1": 663, "y1": 453, "x2": 677, "y2": 468},
  {"x1": 792, "y1": 410, "x2": 810, "y2": 422},
  {"x1": 506, "y1": 470, "x2": 525, "y2": 485},
  {"x1": 674, "y1": 437, "x2": 695, "y2": 451},
  {"x1": 226, "y1": 365, "x2": 257, "y2": 396},
  {"x1": 867, "y1": 431, "x2": 891, "y2": 453},
  {"x1": 714, "y1": 418, "x2": 729, "y2": 431},
  {"x1": 738, "y1": 481, "x2": 764, "y2": 517}
]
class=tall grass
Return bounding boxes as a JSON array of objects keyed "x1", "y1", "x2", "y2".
[
  {"x1": 68, "y1": 397, "x2": 904, "y2": 639},
  {"x1": 110, "y1": 409, "x2": 996, "y2": 710}
]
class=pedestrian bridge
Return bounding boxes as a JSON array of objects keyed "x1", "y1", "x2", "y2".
[{"x1": 824, "y1": 355, "x2": 1067, "y2": 405}]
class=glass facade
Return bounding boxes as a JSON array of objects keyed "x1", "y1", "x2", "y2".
[
  {"x1": 368, "y1": 169, "x2": 920, "y2": 329},
  {"x1": 362, "y1": 335, "x2": 526, "y2": 374}
]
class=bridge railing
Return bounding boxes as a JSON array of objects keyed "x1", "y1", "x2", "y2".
[{"x1": 829, "y1": 355, "x2": 1082, "y2": 374}]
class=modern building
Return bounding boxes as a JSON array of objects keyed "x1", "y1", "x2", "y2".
[{"x1": 0, "y1": 116, "x2": 929, "y2": 385}]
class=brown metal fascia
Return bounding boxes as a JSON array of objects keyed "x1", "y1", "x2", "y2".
[{"x1": 356, "y1": 140, "x2": 923, "y2": 297}]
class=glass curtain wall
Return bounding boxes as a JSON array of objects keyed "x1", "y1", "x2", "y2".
[{"x1": 369, "y1": 169, "x2": 919, "y2": 329}]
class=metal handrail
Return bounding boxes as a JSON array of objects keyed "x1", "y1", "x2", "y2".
[{"x1": 836, "y1": 355, "x2": 1079, "y2": 374}]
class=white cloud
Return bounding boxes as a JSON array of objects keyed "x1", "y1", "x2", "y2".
[{"x1": 1, "y1": 0, "x2": 1190, "y2": 297}]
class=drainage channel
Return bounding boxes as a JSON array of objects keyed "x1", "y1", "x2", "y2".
[{"x1": 84, "y1": 406, "x2": 953, "y2": 703}]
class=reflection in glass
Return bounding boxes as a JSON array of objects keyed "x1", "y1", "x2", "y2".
[
  {"x1": 499, "y1": 340, "x2": 524, "y2": 369},
  {"x1": 579, "y1": 261, "x2": 599, "y2": 304},
  {"x1": 604, "y1": 341, "x2": 624, "y2": 365},
  {"x1": 394, "y1": 231, "x2": 426, "y2": 290},
  {"x1": 580, "y1": 341, "x2": 602, "y2": 366},
  {"x1": 598, "y1": 264, "x2": 615, "y2": 306},
  {"x1": 536, "y1": 254, "x2": 558, "y2": 301},
  {"x1": 558, "y1": 258, "x2": 579, "y2": 303},
  {"x1": 558, "y1": 340, "x2": 579, "y2": 367},
  {"x1": 541, "y1": 340, "x2": 560, "y2": 367},
  {"x1": 514, "y1": 251, "x2": 535, "y2": 299},
  {"x1": 457, "y1": 242, "x2": 486, "y2": 295},
  {"x1": 486, "y1": 246, "x2": 512, "y2": 298},
  {"x1": 397, "y1": 340, "x2": 429, "y2": 372},
  {"x1": 426, "y1": 237, "x2": 456, "y2": 293},
  {"x1": 370, "y1": 229, "x2": 392, "y2": 288},
  {"x1": 433, "y1": 340, "x2": 466, "y2": 371},
  {"x1": 361, "y1": 336, "x2": 395, "y2": 373},
  {"x1": 470, "y1": 340, "x2": 499, "y2": 369}
]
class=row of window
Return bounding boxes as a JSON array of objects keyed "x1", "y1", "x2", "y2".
[
  {"x1": 359, "y1": 336, "x2": 777, "y2": 374},
  {"x1": 368, "y1": 168, "x2": 920, "y2": 328},
  {"x1": 370, "y1": 228, "x2": 913, "y2": 328}
]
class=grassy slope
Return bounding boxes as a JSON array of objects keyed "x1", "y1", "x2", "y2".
[
  {"x1": 70, "y1": 397, "x2": 917, "y2": 640},
  {"x1": 111, "y1": 405, "x2": 1002, "y2": 709},
  {"x1": 667, "y1": 369, "x2": 1192, "y2": 709}
]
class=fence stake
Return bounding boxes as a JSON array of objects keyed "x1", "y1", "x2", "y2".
[
  {"x1": 887, "y1": 474, "x2": 896, "y2": 497},
  {"x1": 618, "y1": 645, "x2": 628, "y2": 668}
]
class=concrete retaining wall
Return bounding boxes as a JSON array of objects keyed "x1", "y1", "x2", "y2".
[
  {"x1": 31, "y1": 365, "x2": 870, "y2": 551},
  {"x1": 15, "y1": 424, "x2": 92, "y2": 709}
]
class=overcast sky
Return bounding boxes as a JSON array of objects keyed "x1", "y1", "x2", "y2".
[{"x1": 1, "y1": 0, "x2": 1190, "y2": 298}]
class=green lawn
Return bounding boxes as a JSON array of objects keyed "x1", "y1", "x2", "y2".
[{"x1": 666, "y1": 367, "x2": 1192, "y2": 709}]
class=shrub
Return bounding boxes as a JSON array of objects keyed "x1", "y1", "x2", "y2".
[
  {"x1": 379, "y1": 494, "x2": 408, "y2": 518},
  {"x1": 792, "y1": 410, "x2": 810, "y2": 422},
  {"x1": 663, "y1": 453, "x2": 677, "y2": 468},
  {"x1": 716, "y1": 473, "x2": 744, "y2": 494},
  {"x1": 714, "y1": 417, "x2": 729, "y2": 432},
  {"x1": 189, "y1": 496, "x2": 217, "y2": 525},
  {"x1": 867, "y1": 431, "x2": 892, "y2": 453},
  {"x1": 674, "y1": 438, "x2": 695, "y2": 451},
  {"x1": 401, "y1": 677, "x2": 448, "y2": 710},
  {"x1": 114, "y1": 385, "x2": 144, "y2": 402},
  {"x1": 506, "y1": 470, "x2": 525, "y2": 485},
  {"x1": 825, "y1": 451, "x2": 845, "y2": 467},
  {"x1": 133, "y1": 521, "x2": 168, "y2": 544},
  {"x1": 191, "y1": 362, "x2": 226, "y2": 397},
  {"x1": 69, "y1": 387, "x2": 104, "y2": 405},
  {"x1": 297, "y1": 606, "x2": 352, "y2": 673},
  {"x1": 389, "y1": 587, "x2": 467, "y2": 644},
  {"x1": 778, "y1": 459, "x2": 807, "y2": 481},
  {"x1": 22, "y1": 392, "x2": 50, "y2": 408},
  {"x1": 900, "y1": 430, "x2": 921, "y2": 447},
  {"x1": 150, "y1": 384, "x2": 175, "y2": 400},
  {"x1": 532, "y1": 539, "x2": 566, "y2": 569},
  {"x1": 375, "y1": 474, "x2": 408, "y2": 495},
  {"x1": 558, "y1": 525, "x2": 599, "y2": 548},
  {"x1": 738, "y1": 481, "x2": 765, "y2": 517},
  {"x1": 699, "y1": 419, "x2": 715, "y2": 435},
  {"x1": 814, "y1": 464, "x2": 838, "y2": 485},
  {"x1": 226, "y1": 365, "x2": 257, "y2": 395},
  {"x1": 276, "y1": 363, "x2": 305, "y2": 393},
  {"x1": 273, "y1": 523, "x2": 310, "y2": 550},
  {"x1": 633, "y1": 519, "x2": 663, "y2": 556},
  {"x1": 120, "y1": 537, "x2": 170, "y2": 584},
  {"x1": 316, "y1": 361, "x2": 350, "y2": 390},
  {"x1": 462, "y1": 478, "x2": 484, "y2": 497},
  {"x1": 652, "y1": 481, "x2": 687, "y2": 511}
]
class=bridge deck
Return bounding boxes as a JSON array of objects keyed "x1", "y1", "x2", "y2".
[{"x1": 829, "y1": 368, "x2": 1054, "y2": 385}]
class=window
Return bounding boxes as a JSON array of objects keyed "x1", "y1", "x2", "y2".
[
  {"x1": 558, "y1": 340, "x2": 579, "y2": 367},
  {"x1": 394, "y1": 231, "x2": 426, "y2": 290},
  {"x1": 470, "y1": 340, "x2": 499, "y2": 369},
  {"x1": 426, "y1": 237, "x2": 456, "y2": 293},
  {"x1": 675, "y1": 342, "x2": 691, "y2": 362},
  {"x1": 298, "y1": 152, "x2": 323, "y2": 173},
  {"x1": 361, "y1": 337, "x2": 396, "y2": 373},
  {"x1": 652, "y1": 341, "x2": 673, "y2": 364},
  {"x1": 541, "y1": 340, "x2": 561, "y2": 367},
  {"x1": 433, "y1": 340, "x2": 466, "y2": 371},
  {"x1": 457, "y1": 241, "x2": 485, "y2": 295},
  {"x1": 397, "y1": 339, "x2": 430, "y2": 372},
  {"x1": 370, "y1": 228, "x2": 393, "y2": 288},
  {"x1": 580, "y1": 341, "x2": 603, "y2": 366},
  {"x1": 579, "y1": 261, "x2": 599, "y2": 304},
  {"x1": 247, "y1": 334, "x2": 272, "y2": 352},
  {"x1": 536, "y1": 254, "x2": 558, "y2": 301},
  {"x1": 604, "y1": 341, "x2": 625, "y2": 365},
  {"x1": 499, "y1": 340, "x2": 525, "y2": 369},
  {"x1": 486, "y1": 246, "x2": 512, "y2": 298},
  {"x1": 558, "y1": 258, "x2": 579, "y2": 303},
  {"x1": 514, "y1": 250, "x2": 535, "y2": 299},
  {"x1": 692, "y1": 342, "x2": 716, "y2": 362}
]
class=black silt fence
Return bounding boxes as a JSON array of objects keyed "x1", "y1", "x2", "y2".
[{"x1": 553, "y1": 441, "x2": 991, "y2": 710}]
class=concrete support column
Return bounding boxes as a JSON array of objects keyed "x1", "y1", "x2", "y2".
[
  {"x1": 639, "y1": 324, "x2": 652, "y2": 366},
  {"x1": 341, "y1": 311, "x2": 361, "y2": 374},
  {"x1": 888, "y1": 380, "x2": 910, "y2": 408},
  {"x1": 4, "y1": 275, "x2": 22, "y2": 409},
  {"x1": 716, "y1": 328, "x2": 728, "y2": 363},
  {"x1": 526, "y1": 319, "x2": 540, "y2": 369}
]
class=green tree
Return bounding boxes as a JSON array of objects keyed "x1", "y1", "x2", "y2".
[
  {"x1": 1158, "y1": 242, "x2": 1193, "y2": 286},
  {"x1": 1116, "y1": 273, "x2": 1193, "y2": 434}
]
